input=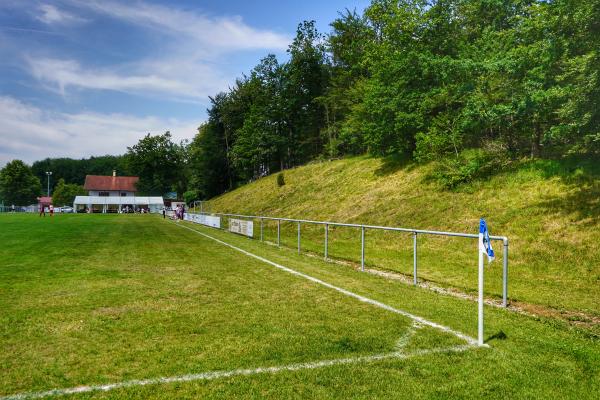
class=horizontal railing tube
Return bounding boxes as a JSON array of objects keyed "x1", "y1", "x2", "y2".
[{"x1": 198, "y1": 211, "x2": 506, "y2": 242}]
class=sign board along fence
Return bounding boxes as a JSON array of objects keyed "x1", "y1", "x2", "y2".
[
  {"x1": 183, "y1": 213, "x2": 221, "y2": 229},
  {"x1": 228, "y1": 218, "x2": 254, "y2": 237},
  {"x1": 181, "y1": 211, "x2": 509, "y2": 347},
  {"x1": 192, "y1": 213, "x2": 221, "y2": 228}
]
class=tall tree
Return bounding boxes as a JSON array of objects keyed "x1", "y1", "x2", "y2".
[
  {"x1": 125, "y1": 132, "x2": 186, "y2": 196},
  {"x1": 188, "y1": 122, "x2": 231, "y2": 199},
  {"x1": 285, "y1": 20, "x2": 329, "y2": 164},
  {"x1": 0, "y1": 160, "x2": 42, "y2": 205},
  {"x1": 51, "y1": 178, "x2": 86, "y2": 207}
]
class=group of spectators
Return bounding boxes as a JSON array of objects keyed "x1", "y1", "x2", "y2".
[{"x1": 163, "y1": 204, "x2": 185, "y2": 221}]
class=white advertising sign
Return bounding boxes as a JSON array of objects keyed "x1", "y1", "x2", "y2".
[
  {"x1": 229, "y1": 218, "x2": 253, "y2": 237},
  {"x1": 184, "y1": 213, "x2": 221, "y2": 228},
  {"x1": 200, "y1": 215, "x2": 220, "y2": 228}
]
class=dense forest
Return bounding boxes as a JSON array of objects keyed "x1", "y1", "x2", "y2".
[
  {"x1": 189, "y1": 0, "x2": 600, "y2": 198},
  {"x1": 2, "y1": 0, "x2": 599, "y2": 205}
]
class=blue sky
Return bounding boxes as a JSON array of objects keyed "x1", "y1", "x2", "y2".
[{"x1": 0, "y1": 0, "x2": 370, "y2": 166}]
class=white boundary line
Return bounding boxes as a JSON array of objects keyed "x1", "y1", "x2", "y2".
[
  {"x1": 0, "y1": 345, "x2": 473, "y2": 400},
  {"x1": 176, "y1": 223, "x2": 481, "y2": 346}
]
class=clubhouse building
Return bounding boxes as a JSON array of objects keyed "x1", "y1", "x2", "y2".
[{"x1": 73, "y1": 171, "x2": 164, "y2": 213}]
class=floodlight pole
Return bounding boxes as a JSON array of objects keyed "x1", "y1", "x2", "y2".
[{"x1": 46, "y1": 171, "x2": 52, "y2": 197}]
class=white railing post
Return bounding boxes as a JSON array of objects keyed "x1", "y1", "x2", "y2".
[
  {"x1": 297, "y1": 222, "x2": 301, "y2": 254},
  {"x1": 478, "y1": 246, "x2": 485, "y2": 346},
  {"x1": 361, "y1": 226, "x2": 365, "y2": 271},
  {"x1": 324, "y1": 224, "x2": 329, "y2": 260},
  {"x1": 277, "y1": 220, "x2": 281, "y2": 247},
  {"x1": 413, "y1": 232, "x2": 418, "y2": 286},
  {"x1": 503, "y1": 238, "x2": 509, "y2": 307}
]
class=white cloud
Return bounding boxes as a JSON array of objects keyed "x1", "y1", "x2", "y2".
[
  {"x1": 36, "y1": 4, "x2": 87, "y2": 25},
  {"x1": 0, "y1": 96, "x2": 201, "y2": 166},
  {"x1": 23, "y1": 1, "x2": 290, "y2": 102},
  {"x1": 26, "y1": 57, "x2": 228, "y2": 102},
  {"x1": 76, "y1": 1, "x2": 290, "y2": 51}
]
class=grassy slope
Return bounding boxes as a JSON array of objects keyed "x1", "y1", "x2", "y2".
[
  {"x1": 0, "y1": 214, "x2": 598, "y2": 399},
  {"x1": 206, "y1": 156, "x2": 600, "y2": 316}
]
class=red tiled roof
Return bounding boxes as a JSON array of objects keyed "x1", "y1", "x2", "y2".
[
  {"x1": 38, "y1": 196, "x2": 52, "y2": 205},
  {"x1": 84, "y1": 175, "x2": 139, "y2": 192}
]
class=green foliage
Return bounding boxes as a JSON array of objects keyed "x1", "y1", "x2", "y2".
[
  {"x1": 183, "y1": 189, "x2": 198, "y2": 205},
  {"x1": 51, "y1": 178, "x2": 86, "y2": 206},
  {"x1": 125, "y1": 132, "x2": 187, "y2": 196},
  {"x1": 0, "y1": 160, "x2": 41, "y2": 205},
  {"x1": 31, "y1": 155, "x2": 129, "y2": 190},
  {"x1": 277, "y1": 172, "x2": 285, "y2": 187},
  {"x1": 183, "y1": 0, "x2": 600, "y2": 199},
  {"x1": 429, "y1": 147, "x2": 511, "y2": 189}
]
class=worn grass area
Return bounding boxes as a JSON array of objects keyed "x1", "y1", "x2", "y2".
[
  {"x1": 205, "y1": 156, "x2": 600, "y2": 316},
  {"x1": 1, "y1": 214, "x2": 598, "y2": 399}
]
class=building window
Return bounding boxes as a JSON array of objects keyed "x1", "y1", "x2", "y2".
[
  {"x1": 121, "y1": 192, "x2": 127, "y2": 197},
  {"x1": 99, "y1": 192, "x2": 109, "y2": 197}
]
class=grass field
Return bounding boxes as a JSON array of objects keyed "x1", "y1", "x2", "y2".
[
  {"x1": 204, "y1": 156, "x2": 600, "y2": 317},
  {"x1": 0, "y1": 214, "x2": 598, "y2": 399}
]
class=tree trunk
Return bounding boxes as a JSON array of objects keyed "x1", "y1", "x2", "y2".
[{"x1": 531, "y1": 123, "x2": 542, "y2": 158}]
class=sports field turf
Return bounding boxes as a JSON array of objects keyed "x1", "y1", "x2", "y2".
[{"x1": 0, "y1": 214, "x2": 598, "y2": 399}]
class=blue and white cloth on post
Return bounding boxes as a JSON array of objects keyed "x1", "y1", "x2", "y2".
[{"x1": 479, "y1": 218, "x2": 495, "y2": 263}]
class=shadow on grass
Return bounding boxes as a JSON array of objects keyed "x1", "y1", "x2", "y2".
[
  {"x1": 485, "y1": 330, "x2": 508, "y2": 343},
  {"x1": 529, "y1": 156, "x2": 600, "y2": 225},
  {"x1": 374, "y1": 153, "x2": 415, "y2": 176}
]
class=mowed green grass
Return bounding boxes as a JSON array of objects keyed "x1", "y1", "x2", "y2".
[
  {"x1": 205, "y1": 156, "x2": 600, "y2": 316},
  {"x1": 0, "y1": 214, "x2": 598, "y2": 399}
]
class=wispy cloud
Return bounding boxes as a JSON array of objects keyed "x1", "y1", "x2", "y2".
[
  {"x1": 76, "y1": 0, "x2": 290, "y2": 51},
  {"x1": 35, "y1": 4, "x2": 87, "y2": 25},
  {"x1": 21, "y1": 1, "x2": 290, "y2": 102},
  {"x1": 0, "y1": 96, "x2": 201, "y2": 166},
  {"x1": 26, "y1": 57, "x2": 228, "y2": 102}
]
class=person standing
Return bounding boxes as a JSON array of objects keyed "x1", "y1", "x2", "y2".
[
  {"x1": 49, "y1": 204, "x2": 54, "y2": 217},
  {"x1": 162, "y1": 207, "x2": 166, "y2": 219},
  {"x1": 39, "y1": 203, "x2": 45, "y2": 217}
]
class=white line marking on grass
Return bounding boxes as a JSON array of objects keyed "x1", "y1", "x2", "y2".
[
  {"x1": 395, "y1": 321, "x2": 422, "y2": 350},
  {"x1": 176, "y1": 223, "x2": 481, "y2": 347},
  {"x1": 0, "y1": 345, "x2": 473, "y2": 400}
]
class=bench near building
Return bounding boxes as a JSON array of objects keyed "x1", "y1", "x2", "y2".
[{"x1": 73, "y1": 171, "x2": 164, "y2": 213}]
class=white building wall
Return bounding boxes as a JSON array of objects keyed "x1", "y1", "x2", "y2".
[{"x1": 88, "y1": 190, "x2": 135, "y2": 197}]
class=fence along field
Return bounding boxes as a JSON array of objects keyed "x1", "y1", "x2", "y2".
[
  {"x1": 185, "y1": 206, "x2": 513, "y2": 309},
  {"x1": 183, "y1": 210, "x2": 508, "y2": 345}
]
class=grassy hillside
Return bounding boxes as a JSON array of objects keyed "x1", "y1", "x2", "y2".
[{"x1": 206, "y1": 156, "x2": 599, "y2": 317}]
